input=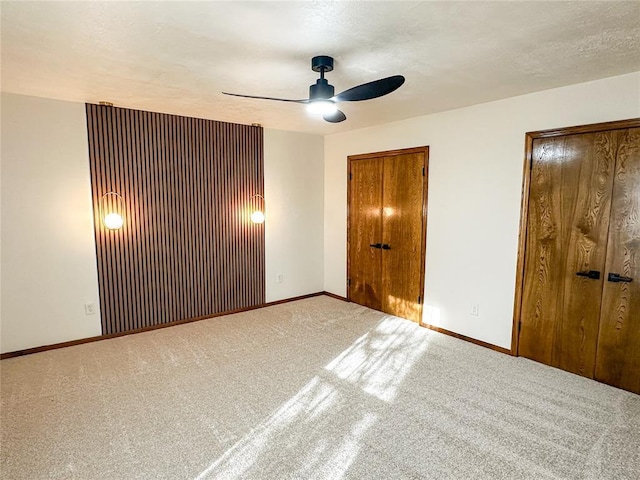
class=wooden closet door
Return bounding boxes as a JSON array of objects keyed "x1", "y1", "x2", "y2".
[
  {"x1": 595, "y1": 127, "x2": 640, "y2": 394},
  {"x1": 349, "y1": 158, "x2": 384, "y2": 311},
  {"x1": 348, "y1": 147, "x2": 428, "y2": 323},
  {"x1": 519, "y1": 132, "x2": 615, "y2": 377},
  {"x1": 381, "y1": 153, "x2": 425, "y2": 323}
]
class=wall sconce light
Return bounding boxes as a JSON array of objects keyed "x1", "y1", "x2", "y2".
[
  {"x1": 250, "y1": 194, "x2": 265, "y2": 224},
  {"x1": 100, "y1": 192, "x2": 125, "y2": 230}
]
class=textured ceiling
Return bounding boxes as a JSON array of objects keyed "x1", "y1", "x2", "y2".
[{"x1": 1, "y1": 1, "x2": 639, "y2": 135}]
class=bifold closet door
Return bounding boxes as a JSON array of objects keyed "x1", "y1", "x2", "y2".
[
  {"x1": 349, "y1": 158, "x2": 384, "y2": 311},
  {"x1": 518, "y1": 122, "x2": 640, "y2": 393},
  {"x1": 348, "y1": 147, "x2": 428, "y2": 324},
  {"x1": 381, "y1": 153, "x2": 425, "y2": 322},
  {"x1": 595, "y1": 127, "x2": 640, "y2": 394},
  {"x1": 519, "y1": 132, "x2": 615, "y2": 378}
]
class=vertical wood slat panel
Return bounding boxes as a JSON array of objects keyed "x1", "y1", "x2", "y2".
[{"x1": 86, "y1": 104, "x2": 265, "y2": 335}]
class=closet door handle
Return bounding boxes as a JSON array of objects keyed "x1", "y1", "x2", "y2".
[
  {"x1": 369, "y1": 243, "x2": 382, "y2": 249},
  {"x1": 607, "y1": 273, "x2": 633, "y2": 283},
  {"x1": 381, "y1": 244, "x2": 391, "y2": 250},
  {"x1": 576, "y1": 270, "x2": 600, "y2": 280}
]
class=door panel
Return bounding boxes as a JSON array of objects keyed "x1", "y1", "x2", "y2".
[
  {"x1": 520, "y1": 133, "x2": 615, "y2": 377},
  {"x1": 558, "y1": 132, "x2": 618, "y2": 375},
  {"x1": 520, "y1": 137, "x2": 565, "y2": 365},
  {"x1": 381, "y1": 153, "x2": 425, "y2": 323},
  {"x1": 595, "y1": 127, "x2": 640, "y2": 394},
  {"x1": 349, "y1": 159, "x2": 383, "y2": 311}
]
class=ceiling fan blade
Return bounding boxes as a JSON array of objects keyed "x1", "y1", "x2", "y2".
[
  {"x1": 222, "y1": 92, "x2": 309, "y2": 103},
  {"x1": 323, "y1": 109, "x2": 347, "y2": 123},
  {"x1": 333, "y1": 75, "x2": 405, "y2": 102}
]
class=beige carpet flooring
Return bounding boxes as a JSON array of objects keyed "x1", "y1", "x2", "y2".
[{"x1": 1, "y1": 296, "x2": 639, "y2": 479}]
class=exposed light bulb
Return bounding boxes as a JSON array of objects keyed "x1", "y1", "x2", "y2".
[
  {"x1": 307, "y1": 100, "x2": 338, "y2": 115},
  {"x1": 251, "y1": 210, "x2": 265, "y2": 224},
  {"x1": 104, "y1": 212, "x2": 124, "y2": 229}
]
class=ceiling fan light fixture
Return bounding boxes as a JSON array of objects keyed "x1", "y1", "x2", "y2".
[
  {"x1": 222, "y1": 56, "x2": 404, "y2": 124},
  {"x1": 307, "y1": 100, "x2": 338, "y2": 115}
]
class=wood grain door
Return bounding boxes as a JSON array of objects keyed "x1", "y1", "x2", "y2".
[
  {"x1": 348, "y1": 158, "x2": 384, "y2": 311},
  {"x1": 595, "y1": 127, "x2": 640, "y2": 394},
  {"x1": 516, "y1": 119, "x2": 640, "y2": 394},
  {"x1": 519, "y1": 132, "x2": 615, "y2": 377},
  {"x1": 381, "y1": 153, "x2": 425, "y2": 322},
  {"x1": 348, "y1": 147, "x2": 428, "y2": 324}
]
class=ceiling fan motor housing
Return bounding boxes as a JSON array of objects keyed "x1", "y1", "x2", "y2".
[
  {"x1": 309, "y1": 79, "x2": 335, "y2": 100},
  {"x1": 310, "y1": 55, "x2": 336, "y2": 100}
]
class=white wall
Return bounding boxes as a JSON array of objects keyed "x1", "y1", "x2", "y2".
[
  {"x1": 324, "y1": 72, "x2": 640, "y2": 350},
  {"x1": 264, "y1": 129, "x2": 324, "y2": 301},
  {"x1": 1, "y1": 93, "x2": 102, "y2": 353}
]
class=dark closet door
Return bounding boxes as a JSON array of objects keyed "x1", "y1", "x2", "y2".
[
  {"x1": 348, "y1": 147, "x2": 428, "y2": 324},
  {"x1": 595, "y1": 127, "x2": 640, "y2": 394},
  {"x1": 520, "y1": 132, "x2": 615, "y2": 377}
]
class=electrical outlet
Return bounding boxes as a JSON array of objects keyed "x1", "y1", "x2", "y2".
[
  {"x1": 84, "y1": 303, "x2": 97, "y2": 315},
  {"x1": 276, "y1": 274, "x2": 284, "y2": 284},
  {"x1": 471, "y1": 304, "x2": 479, "y2": 316}
]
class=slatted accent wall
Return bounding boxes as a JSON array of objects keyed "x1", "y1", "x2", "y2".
[{"x1": 86, "y1": 104, "x2": 264, "y2": 335}]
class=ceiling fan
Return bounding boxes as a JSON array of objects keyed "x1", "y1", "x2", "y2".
[{"x1": 222, "y1": 55, "x2": 405, "y2": 123}]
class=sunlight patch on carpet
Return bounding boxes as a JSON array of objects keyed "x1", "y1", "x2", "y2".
[
  {"x1": 196, "y1": 316, "x2": 427, "y2": 479},
  {"x1": 325, "y1": 316, "x2": 428, "y2": 402}
]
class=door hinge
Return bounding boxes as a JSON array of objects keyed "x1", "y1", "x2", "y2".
[
  {"x1": 518, "y1": 321, "x2": 522, "y2": 332},
  {"x1": 422, "y1": 166, "x2": 425, "y2": 176},
  {"x1": 417, "y1": 295, "x2": 421, "y2": 304},
  {"x1": 348, "y1": 278, "x2": 351, "y2": 287},
  {"x1": 349, "y1": 172, "x2": 352, "y2": 180}
]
